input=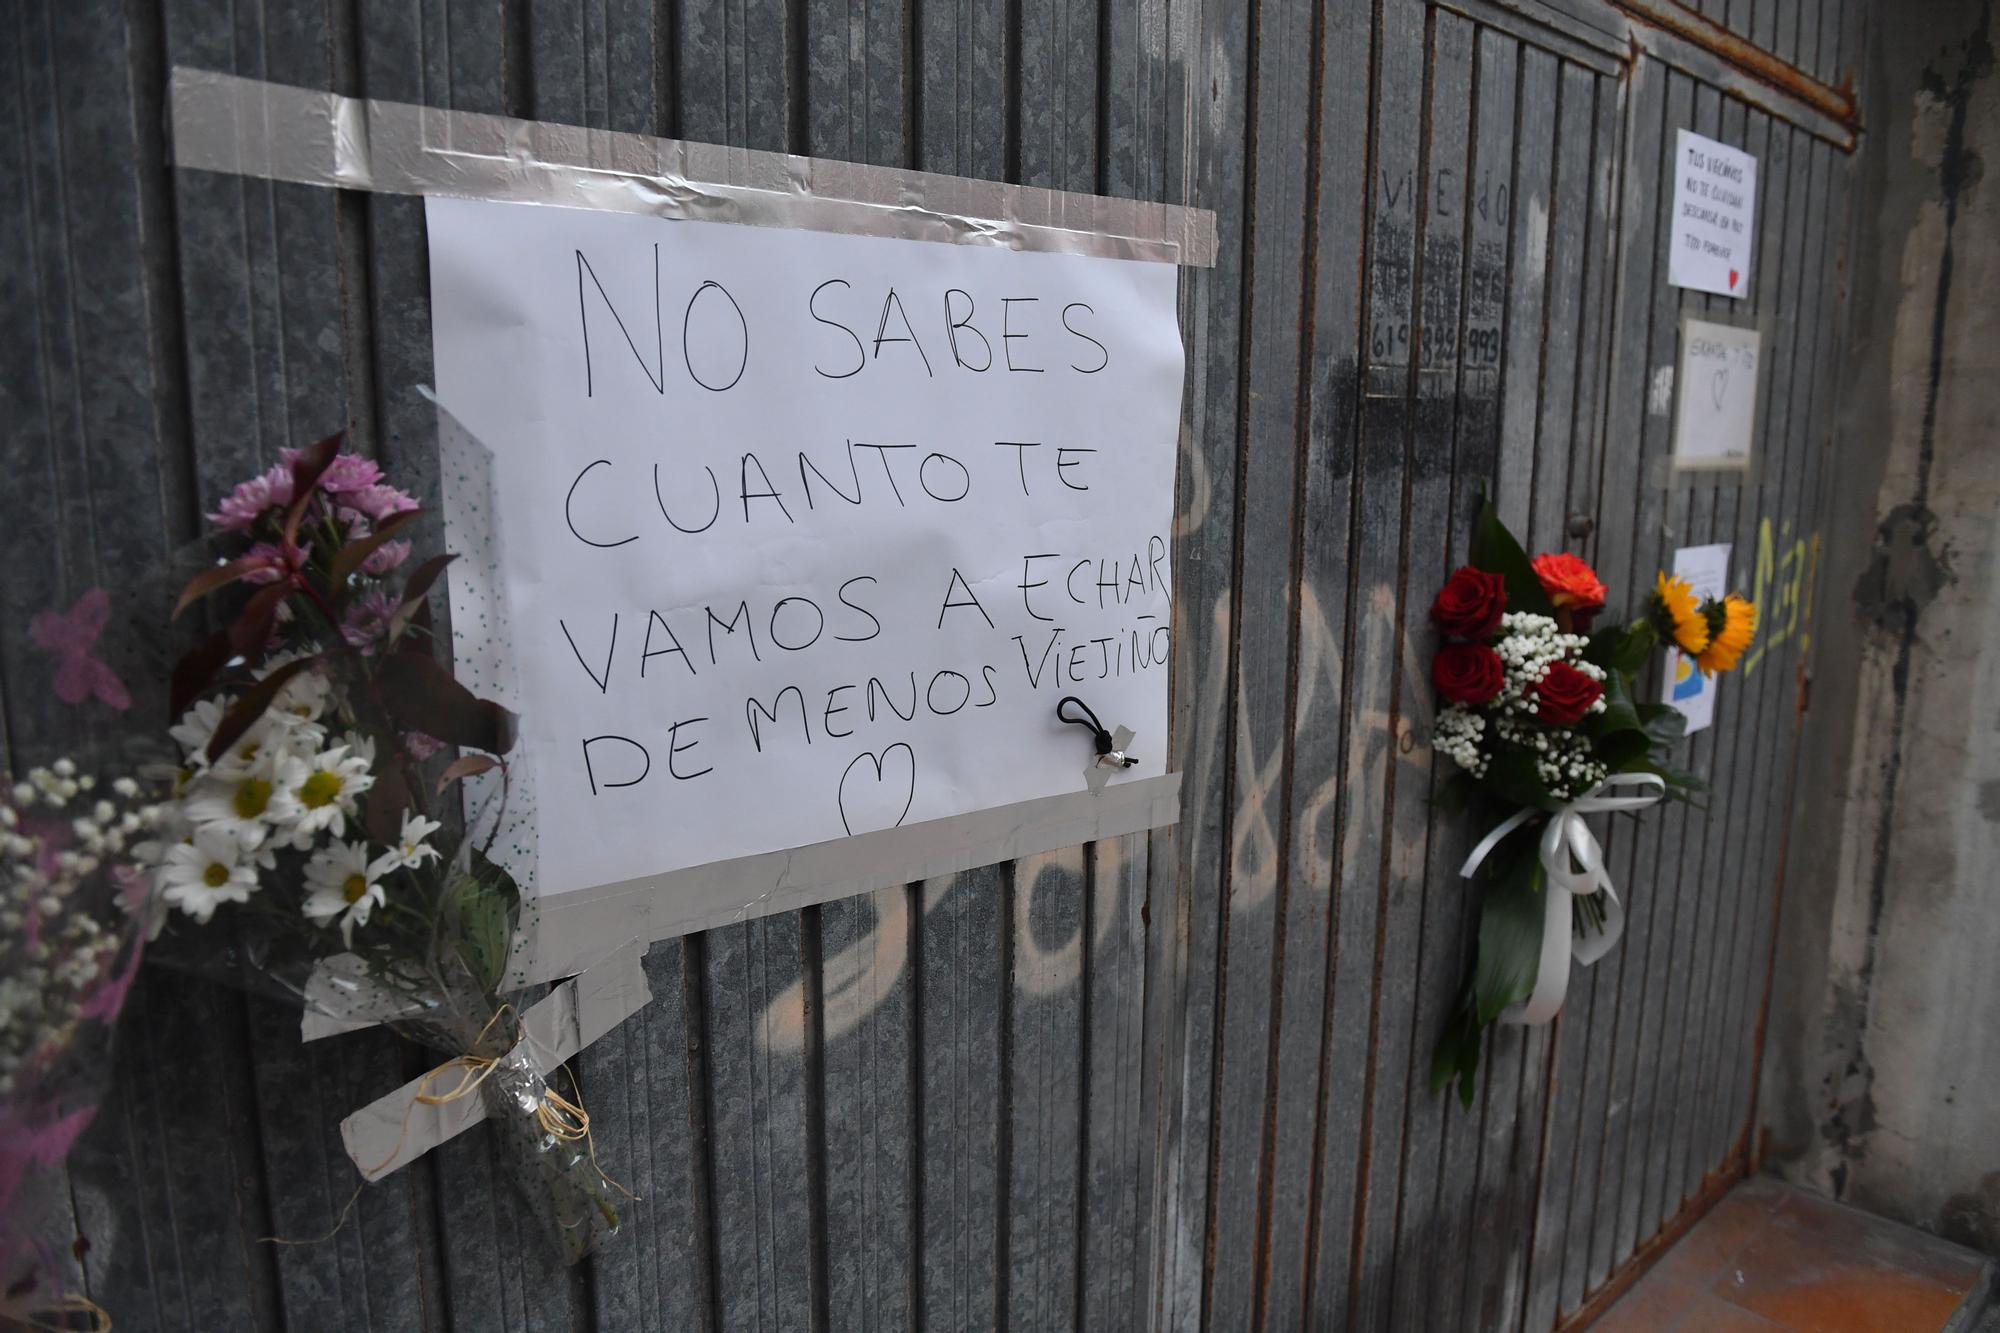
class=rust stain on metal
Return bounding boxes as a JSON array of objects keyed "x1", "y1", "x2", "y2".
[
  {"x1": 1613, "y1": 0, "x2": 1858, "y2": 132},
  {"x1": 1555, "y1": 1153, "x2": 1750, "y2": 1331}
]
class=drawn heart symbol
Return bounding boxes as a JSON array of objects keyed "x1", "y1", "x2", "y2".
[
  {"x1": 1728, "y1": 268, "x2": 1739, "y2": 289},
  {"x1": 1710, "y1": 368, "x2": 1729, "y2": 410},
  {"x1": 838, "y1": 743, "x2": 916, "y2": 836}
]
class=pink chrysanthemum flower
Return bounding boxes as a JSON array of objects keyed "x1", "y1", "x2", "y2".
[
  {"x1": 297, "y1": 450, "x2": 385, "y2": 495},
  {"x1": 207, "y1": 462, "x2": 296, "y2": 530},
  {"x1": 339, "y1": 483, "x2": 420, "y2": 523},
  {"x1": 240, "y1": 541, "x2": 305, "y2": 585},
  {"x1": 340, "y1": 588, "x2": 400, "y2": 654},
  {"x1": 362, "y1": 540, "x2": 412, "y2": 576}
]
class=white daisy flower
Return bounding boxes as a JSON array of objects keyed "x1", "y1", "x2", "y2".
[
  {"x1": 206, "y1": 712, "x2": 313, "y2": 782},
  {"x1": 157, "y1": 825, "x2": 259, "y2": 922},
  {"x1": 168, "y1": 696, "x2": 233, "y2": 766},
  {"x1": 381, "y1": 811, "x2": 443, "y2": 871},
  {"x1": 276, "y1": 741, "x2": 376, "y2": 844},
  {"x1": 303, "y1": 841, "x2": 388, "y2": 946},
  {"x1": 182, "y1": 756, "x2": 298, "y2": 851},
  {"x1": 271, "y1": 667, "x2": 333, "y2": 725}
]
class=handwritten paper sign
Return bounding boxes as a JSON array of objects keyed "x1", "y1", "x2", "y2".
[
  {"x1": 1672, "y1": 318, "x2": 1761, "y2": 470},
  {"x1": 426, "y1": 198, "x2": 1182, "y2": 896},
  {"x1": 1670, "y1": 130, "x2": 1757, "y2": 297},
  {"x1": 1662, "y1": 543, "x2": 1731, "y2": 734}
]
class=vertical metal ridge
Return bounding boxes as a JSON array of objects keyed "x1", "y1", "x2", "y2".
[
  {"x1": 1245, "y1": 0, "x2": 1333, "y2": 1315},
  {"x1": 1003, "y1": 0, "x2": 1023, "y2": 183},
  {"x1": 127, "y1": 0, "x2": 198, "y2": 541},
  {"x1": 904, "y1": 882, "x2": 926, "y2": 1332},
  {"x1": 1344, "y1": 0, "x2": 1441, "y2": 1319},
  {"x1": 1301, "y1": 0, "x2": 1386, "y2": 1314},
  {"x1": 993, "y1": 861, "x2": 1016, "y2": 1329},
  {"x1": 1074, "y1": 846, "x2": 1096, "y2": 1333},
  {"x1": 683, "y1": 932, "x2": 726, "y2": 1331},
  {"x1": 1402, "y1": 14, "x2": 1478, "y2": 1324},
  {"x1": 785, "y1": 0, "x2": 808, "y2": 152},
  {"x1": 801, "y1": 907, "x2": 832, "y2": 1332},
  {"x1": 1452, "y1": 36, "x2": 1526, "y2": 1325},
  {"x1": 1195, "y1": 0, "x2": 1268, "y2": 1319}
]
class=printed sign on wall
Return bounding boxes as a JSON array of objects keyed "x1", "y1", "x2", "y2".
[
  {"x1": 1672, "y1": 318, "x2": 1762, "y2": 470},
  {"x1": 1663, "y1": 543, "x2": 1732, "y2": 733},
  {"x1": 1670, "y1": 129, "x2": 1757, "y2": 297},
  {"x1": 427, "y1": 198, "x2": 1183, "y2": 897}
]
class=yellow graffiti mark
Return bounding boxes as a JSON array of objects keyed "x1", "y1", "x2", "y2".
[{"x1": 1743, "y1": 517, "x2": 1817, "y2": 678}]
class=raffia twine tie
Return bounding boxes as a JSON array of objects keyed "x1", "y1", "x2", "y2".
[
  {"x1": 2, "y1": 1292, "x2": 114, "y2": 1332},
  {"x1": 385, "y1": 1004, "x2": 634, "y2": 1195},
  {"x1": 264, "y1": 1004, "x2": 634, "y2": 1249}
]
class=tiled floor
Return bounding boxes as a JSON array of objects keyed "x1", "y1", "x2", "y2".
[{"x1": 1589, "y1": 1175, "x2": 1994, "y2": 1331}]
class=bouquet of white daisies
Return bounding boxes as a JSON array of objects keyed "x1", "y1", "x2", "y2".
[{"x1": 147, "y1": 432, "x2": 626, "y2": 1263}]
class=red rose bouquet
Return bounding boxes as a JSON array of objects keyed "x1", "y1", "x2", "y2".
[{"x1": 1429, "y1": 501, "x2": 1714, "y2": 1103}]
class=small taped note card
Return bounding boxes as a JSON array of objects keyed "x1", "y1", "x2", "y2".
[
  {"x1": 1670, "y1": 130, "x2": 1757, "y2": 297},
  {"x1": 1672, "y1": 319, "x2": 1760, "y2": 471},
  {"x1": 1662, "y1": 543, "x2": 1731, "y2": 734}
]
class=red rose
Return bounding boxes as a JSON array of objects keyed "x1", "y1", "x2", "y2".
[
  {"x1": 1535, "y1": 660, "x2": 1604, "y2": 726},
  {"x1": 1434, "y1": 642, "x2": 1505, "y2": 706},
  {"x1": 1532, "y1": 552, "x2": 1607, "y2": 627},
  {"x1": 1430, "y1": 566, "x2": 1506, "y2": 638}
]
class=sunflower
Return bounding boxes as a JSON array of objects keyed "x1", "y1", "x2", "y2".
[
  {"x1": 1652, "y1": 571, "x2": 1709, "y2": 656},
  {"x1": 1696, "y1": 595, "x2": 1757, "y2": 675}
]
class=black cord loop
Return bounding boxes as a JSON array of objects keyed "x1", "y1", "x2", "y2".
[{"x1": 1056, "y1": 695, "x2": 1116, "y2": 755}]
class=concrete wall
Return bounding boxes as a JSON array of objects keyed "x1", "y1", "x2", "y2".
[{"x1": 1762, "y1": 0, "x2": 2000, "y2": 1257}]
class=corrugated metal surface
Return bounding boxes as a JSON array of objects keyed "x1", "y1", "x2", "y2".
[{"x1": 0, "y1": 0, "x2": 1862, "y2": 1327}]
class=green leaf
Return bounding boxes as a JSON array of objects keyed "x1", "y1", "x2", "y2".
[
  {"x1": 436, "y1": 753, "x2": 501, "y2": 796},
  {"x1": 362, "y1": 740, "x2": 412, "y2": 844},
  {"x1": 453, "y1": 849, "x2": 521, "y2": 994},
  {"x1": 1642, "y1": 704, "x2": 1688, "y2": 751},
  {"x1": 171, "y1": 628, "x2": 236, "y2": 718},
  {"x1": 1429, "y1": 1002, "x2": 1484, "y2": 1107},
  {"x1": 1469, "y1": 498, "x2": 1555, "y2": 617},
  {"x1": 174, "y1": 554, "x2": 281, "y2": 620},
  {"x1": 204, "y1": 657, "x2": 319, "y2": 764},
  {"x1": 374, "y1": 651, "x2": 516, "y2": 755},
  {"x1": 1593, "y1": 669, "x2": 1643, "y2": 737},
  {"x1": 1595, "y1": 728, "x2": 1653, "y2": 770},
  {"x1": 389, "y1": 553, "x2": 457, "y2": 645},
  {"x1": 1472, "y1": 852, "x2": 1546, "y2": 1025},
  {"x1": 281, "y1": 432, "x2": 344, "y2": 548},
  {"x1": 1481, "y1": 747, "x2": 1561, "y2": 813},
  {"x1": 1431, "y1": 770, "x2": 1478, "y2": 815},
  {"x1": 226, "y1": 580, "x2": 294, "y2": 658},
  {"x1": 1586, "y1": 620, "x2": 1657, "y2": 675}
]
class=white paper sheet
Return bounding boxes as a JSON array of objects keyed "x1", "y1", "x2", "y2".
[
  {"x1": 1669, "y1": 129, "x2": 1757, "y2": 297},
  {"x1": 1672, "y1": 319, "x2": 1761, "y2": 471},
  {"x1": 1662, "y1": 543, "x2": 1731, "y2": 734},
  {"x1": 426, "y1": 197, "x2": 1182, "y2": 896}
]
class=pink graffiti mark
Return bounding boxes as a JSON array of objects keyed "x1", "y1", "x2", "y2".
[
  {"x1": 30, "y1": 588, "x2": 130, "y2": 711},
  {"x1": 77, "y1": 940, "x2": 143, "y2": 1024},
  {"x1": 0, "y1": 1107, "x2": 97, "y2": 1218}
]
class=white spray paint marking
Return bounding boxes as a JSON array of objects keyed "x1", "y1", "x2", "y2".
[{"x1": 1650, "y1": 364, "x2": 1676, "y2": 417}]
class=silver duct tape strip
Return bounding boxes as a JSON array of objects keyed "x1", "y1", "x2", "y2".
[
  {"x1": 340, "y1": 938, "x2": 652, "y2": 1180},
  {"x1": 519, "y1": 773, "x2": 1182, "y2": 987},
  {"x1": 171, "y1": 67, "x2": 1217, "y2": 266}
]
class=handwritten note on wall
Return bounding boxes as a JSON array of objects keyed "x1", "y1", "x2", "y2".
[
  {"x1": 1662, "y1": 543, "x2": 1731, "y2": 734},
  {"x1": 1670, "y1": 129, "x2": 1757, "y2": 297},
  {"x1": 1673, "y1": 318, "x2": 1761, "y2": 470},
  {"x1": 426, "y1": 198, "x2": 1182, "y2": 896}
]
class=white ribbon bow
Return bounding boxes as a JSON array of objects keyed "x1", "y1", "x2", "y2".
[{"x1": 1459, "y1": 772, "x2": 1667, "y2": 1027}]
